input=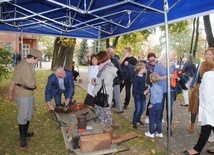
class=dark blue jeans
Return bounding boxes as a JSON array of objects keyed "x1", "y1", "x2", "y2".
[
  {"x1": 120, "y1": 79, "x2": 132, "y2": 106},
  {"x1": 160, "y1": 91, "x2": 176, "y2": 126},
  {"x1": 149, "y1": 103, "x2": 162, "y2": 134},
  {"x1": 132, "y1": 94, "x2": 146, "y2": 123}
]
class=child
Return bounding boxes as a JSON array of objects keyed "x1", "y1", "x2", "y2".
[
  {"x1": 145, "y1": 73, "x2": 163, "y2": 138},
  {"x1": 132, "y1": 62, "x2": 150, "y2": 129}
]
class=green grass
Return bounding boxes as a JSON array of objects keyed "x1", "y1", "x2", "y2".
[{"x1": 0, "y1": 70, "x2": 165, "y2": 155}]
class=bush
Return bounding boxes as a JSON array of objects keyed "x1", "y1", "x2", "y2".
[{"x1": 0, "y1": 48, "x2": 12, "y2": 81}]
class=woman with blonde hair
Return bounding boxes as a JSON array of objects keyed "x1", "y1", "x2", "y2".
[{"x1": 154, "y1": 51, "x2": 177, "y2": 135}]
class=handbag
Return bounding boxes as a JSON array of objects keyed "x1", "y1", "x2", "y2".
[{"x1": 94, "y1": 79, "x2": 109, "y2": 107}]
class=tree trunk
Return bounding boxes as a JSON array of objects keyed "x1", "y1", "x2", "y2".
[
  {"x1": 51, "y1": 37, "x2": 61, "y2": 70},
  {"x1": 113, "y1": 36, "x2": 120, "y2": 48},
  {"x1": 64, "y1": 39, "x2": 76, "y2": 71},
  {"x1": 52, "y1": 37, "x2": 76, "y2": 70},
  {"x1": 106, "y1": 39, "x2": 110, "y2": 48},
  {"x1": 105, "y1": 36, "x2": 120, "y2": 49},
  {"x1": 203, "y1": 15, "x2": 214, "y2": 47},
  {"x1": 192, "y1": 18, "x2": 199, "y2": 58},
  {"x1": 57, "y1": 46, "x2": 66, "y2": 66},
  {"x1": 190, "y1": 18, "x2": 196, "y2": 54}
]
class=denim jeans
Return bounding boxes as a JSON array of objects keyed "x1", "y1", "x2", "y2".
[
  {"x1": 149, "y1": 103, "x2": 162, "y2": 134},
  {"x1": 160, "y1": 91, "x2": 176, "y2": 126},
  {"x1": 132, "y1": 94, "x2": 146, "y2": 123}
]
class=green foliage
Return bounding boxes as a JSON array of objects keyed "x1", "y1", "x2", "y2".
[
  {"x1": 0, "y1": 48, "x2": 12, "y2": 82},
  {"x1": 160, "y1": 21, "x2": 189, "y2": 34},
  {"x1": 158, "y1": 20, "x2": 206, "y2": 64},
  {"x1": 115, "y1": 30, "x2": 152, "y2": 57},
  {"x1": 77, "y1": 39, "x2": 89, "y2": 65},
  {"x1": 58, "y1": 37, "x2": 76, "y2": 48},
  {"x1": 38, "y1": 36, "x2": 55, "y2": 58}
]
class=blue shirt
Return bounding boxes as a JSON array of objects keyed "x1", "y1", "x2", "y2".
[
  {"x1": 154, "y1": 62, "x2": 176, "y2": 93},
  {"x1": 150, "y1": 83, "x2": 163, "y2": 105}
]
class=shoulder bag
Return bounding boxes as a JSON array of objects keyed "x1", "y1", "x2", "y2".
[{"x1": 94, "y1": 79, "x2": 109, "y2": 107}]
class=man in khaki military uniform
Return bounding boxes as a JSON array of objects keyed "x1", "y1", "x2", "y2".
[{"x1": 9, "y1": 49, "x2": 42, "y2": 147}]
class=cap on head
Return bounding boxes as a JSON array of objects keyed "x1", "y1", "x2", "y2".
[{"x1": 30, "y1": 49, "x2": 42, "y2": 60}]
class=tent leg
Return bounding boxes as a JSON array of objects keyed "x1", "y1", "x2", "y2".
[{"x1": 164, "y1": 0, "x2": 171, "y2": 155}]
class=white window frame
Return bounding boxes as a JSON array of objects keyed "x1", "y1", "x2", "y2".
[{"x1": 22, "y1": 44, "x2": 30, "y2": 57}]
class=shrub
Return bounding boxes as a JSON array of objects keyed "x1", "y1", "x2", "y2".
[{"x1": 0, "y1": 48, "x2": 12, "y2": 81}]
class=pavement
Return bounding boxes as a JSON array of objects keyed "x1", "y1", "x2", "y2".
[{"x1": 38, "y1": 62, "x2": 213, "y2": 155}]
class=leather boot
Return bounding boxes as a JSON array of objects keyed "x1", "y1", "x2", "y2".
[
  {"x1": 25, "y1": 121, "x2": 34, "y2": 137},
  {"x1": 18, "y1": 124, "x2": 27, "y2": 147},
  {"x1": 189, "y1": 123, "x2": 195, "y2": 133}
]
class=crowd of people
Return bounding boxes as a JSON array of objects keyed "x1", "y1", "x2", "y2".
[{"x1": 8, "y1": 46, "x2": 214, "y2": 155}]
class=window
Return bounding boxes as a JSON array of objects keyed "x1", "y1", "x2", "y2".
[
  {"x1": 22, "y1": 44, "x2": 30, "y2": 57},
  {"x1": 5, "y1": 43, "x2": 12, "y2": 51}
]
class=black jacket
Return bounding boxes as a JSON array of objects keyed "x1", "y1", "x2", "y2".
[{"x1": 110, "y1": 57, "x2": 124, "y2": 85}]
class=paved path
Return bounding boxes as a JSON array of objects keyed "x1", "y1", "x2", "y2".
[{"x1": 38, "y1": 62, "x2": 213, "y2": 155}]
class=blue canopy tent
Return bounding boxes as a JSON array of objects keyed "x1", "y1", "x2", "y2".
[
  {"x1": 1, "y1": 0, "x2": 214, "y2": 154},
  {"x1": 0, "y1": 0, "x2": 214, "y2": 39}
]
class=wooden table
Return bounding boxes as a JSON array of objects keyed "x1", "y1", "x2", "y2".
[{"x1": 55, "y1": 107, "x2": 128, "y2": 155}]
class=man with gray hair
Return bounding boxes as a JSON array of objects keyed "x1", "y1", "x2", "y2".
[
  {"x1": 45, "y1": 65, "x2": 74, "y2": 111},
  {"x1": 107, "y1": 47, "x2": 123, "y2": 113}
]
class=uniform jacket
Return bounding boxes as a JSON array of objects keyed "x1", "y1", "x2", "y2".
[{"x1": 45, "y1": 70, "x2": 74, "y2": 102}]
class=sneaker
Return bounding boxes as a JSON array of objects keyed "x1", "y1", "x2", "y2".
[
  {"x1": 145, "y1": 132, "x2": 154, "y2": 138},
  {"x1": 155, "y1": 133, "x2": 163, "y2": 138},
  {"x1": 145, "y1": 118, "x2": 149, "y2": 124},
  {"x1": 137, "y1": 121, "x2": 144, "y2": 126}
]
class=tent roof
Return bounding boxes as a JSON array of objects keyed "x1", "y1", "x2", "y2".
[{"x1": 0, "y1": 0, "x2": 214, "y2": 39}]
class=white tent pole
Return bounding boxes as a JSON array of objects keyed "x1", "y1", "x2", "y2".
[
  {"x1": 98, "y1": 26, "x2": 101, "y2": 52},
  {"x1": 20, "y1": 29, "x2": 23, "y2": 60},
  {"x1": 164, "y1": 0, "x2": 171, "y2": 155}
]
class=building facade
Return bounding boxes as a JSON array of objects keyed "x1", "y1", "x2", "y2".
[{"x1": 0, "y1": 32, "x2": 38, "y2": 58}]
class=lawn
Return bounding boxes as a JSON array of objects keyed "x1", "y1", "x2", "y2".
[{"x1": 0, "y1": 70, "x2": 165, "y2": 155}]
